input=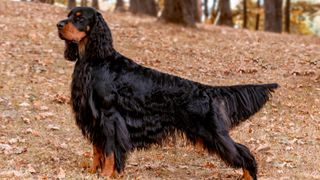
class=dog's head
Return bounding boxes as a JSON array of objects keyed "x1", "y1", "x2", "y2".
[
  {"x1": 57, "y1": 7, "x2": 113, "y2": 61},
  {"x1": 57, "y1": 7, "x2": 95, "y2": 43}
]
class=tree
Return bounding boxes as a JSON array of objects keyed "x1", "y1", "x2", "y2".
[
  {"x1": 255, "y1": 0, "x2": 260, "y2": 30},
  {"x1": 243, "y1": 0, "x2": 247, "y2": 28},
  {"x1": 210, "y1": 0, "x2": 218, "y2": 23},
  {"x1": 92, "y1": 0, "x2": 99, "y2": 10},
  {"x1": 264, "y1": 0, "x2": 283, "y2": 33},
  {"x1": 161, "y1": 0, "x2": 197, "y2": 27},
  {"x1": 81, "y1": 0, "x2": 87, "y2": 7},
  {"x1": 215, "y1": 0, "x2": 233, "y2": 27},
  {"x1": 194, "y1": 0, "x2": 202, "y2": 22},
  {"x1": 285, "y1": 0, "x2": 291, "y2": 33},
  {"x1": 129, "y1": 0, "x2": 157, "y2": 17},
  {"x1": 115, "y1": 0, "x2": 125, "y2": 12},
  {"x1": 204, "y1": 0, "x2": 209, "y2": 19},
  {"x1": 38, "y1": 0, "x2": 54, "y2": 4},
  {"x1": 67, "y1": 0, "x2": 76, "y2": 9}
]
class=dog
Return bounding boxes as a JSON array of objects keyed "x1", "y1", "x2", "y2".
[{"x1": 57, "y1": 7, "x2": 278, "y2": 180}]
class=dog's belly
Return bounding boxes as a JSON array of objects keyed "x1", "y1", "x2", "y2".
[{"x1": 124, "y1": 113, "x2": 175, "y2": 149}]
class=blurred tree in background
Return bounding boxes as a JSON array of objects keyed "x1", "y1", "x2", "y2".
[
  {"x1": 129, "y1": 0, "x2": 157, "y2": 16},
  {"x1": 31, "y1": 0, "x2": 320, "y2": 36},
  {"x1": 115, "y1": 0, "x2": 125, "y2": 12},
  {"x1": 264, "y1": 0, "x2": 283, "y2": 32},
  {"x1": 215, "y1": 0, "x2": 234, "y2": 26},
  {"x1": 161, "y1": 0, "x2": 198, "y2": 27},
  {"x1": 80, "y1": 0, "x2": 87, "y2": 6},
  {"x1": 92, "y1": 0, "x2": 99, "y2": 9},
  {"x1": 67, "y1": 0, "x2": 75, "y2": 9},
  {"x1": 285, "y1": 0, "x2": 291, "y2": 32}
]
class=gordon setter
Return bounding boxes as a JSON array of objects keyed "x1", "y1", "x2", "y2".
[{"x1": 57, "y1": 7, "x2": 278, "y2": 180}]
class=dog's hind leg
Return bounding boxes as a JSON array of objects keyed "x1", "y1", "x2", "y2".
[{"x1": 213, "y1": 132, "x2": 257, "y2": 180}]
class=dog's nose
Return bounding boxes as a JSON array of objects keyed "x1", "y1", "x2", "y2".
[{"x1": 57, "y1": 21, "x2": 65, "y2": 30}]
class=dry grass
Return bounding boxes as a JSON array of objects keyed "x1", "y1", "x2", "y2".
[{"x1": 0, "y1": 1, "x2": 319, "y2": 179}]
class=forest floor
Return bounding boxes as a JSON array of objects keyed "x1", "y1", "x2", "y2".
[{"x1": 0, "y1": 1, "x2": 320, "y2": 179}]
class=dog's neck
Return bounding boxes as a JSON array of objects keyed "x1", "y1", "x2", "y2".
[
  {"x1": 77, "y1": 37, "x2": 115, "y2": 61},
  {"x1": 78, "y1": 37, "x2": 88, "y2": 60}
]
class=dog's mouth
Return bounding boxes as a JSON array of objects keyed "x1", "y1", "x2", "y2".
[
  {"x1": 58, "y1": 31, "x2": 79, "y2": 44},
  {"x1": 58, "y1": 32, "x2": 66, "y2": 40}
]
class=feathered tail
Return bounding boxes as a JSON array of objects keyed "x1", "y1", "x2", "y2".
[{"x1": 208, "y1": 83, "x2": 278, "y2": 128}]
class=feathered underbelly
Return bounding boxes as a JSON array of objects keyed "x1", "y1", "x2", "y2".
[{"x1": 124, "y1": 113, "x2": 175, "y2": 149}]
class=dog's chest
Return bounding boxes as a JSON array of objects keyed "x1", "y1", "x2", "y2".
[{"x1": 71, "y1": 62, "x2": 93, "y2": 113}]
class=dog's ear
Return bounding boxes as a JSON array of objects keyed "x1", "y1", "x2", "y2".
[
  {"x1": 86, "y1": 11, "x2": 114, "y2": 59},
  {"x1": 64, "y1": 41, "x2": 78, "y2": 61}
]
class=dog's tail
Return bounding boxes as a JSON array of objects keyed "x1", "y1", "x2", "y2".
[{"x1": 208, "y1": 83, "x2": 278, "y2": 128}]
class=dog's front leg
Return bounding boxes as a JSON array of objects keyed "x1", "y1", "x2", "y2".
[
  {"x1": 89, "y1": 145, "x2": 103, "y2": 174},
  {"x1": 100, "y1": 152, "x2": 115, "y2": 178}
]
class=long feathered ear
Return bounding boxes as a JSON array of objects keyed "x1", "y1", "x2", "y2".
[
  {"x1": 64, "y1": 41, "x2": 78, "y2": 61},
  {"x1": 86, "y1": 11, "x2": 114, "y2": 60}
]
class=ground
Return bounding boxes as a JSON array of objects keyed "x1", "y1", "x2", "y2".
[{"x1": 0, "y1": 1, "x2": 320, "y2": 179}]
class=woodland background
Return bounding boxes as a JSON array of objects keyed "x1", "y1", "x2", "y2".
[
  {"x1": 29, "y1": 0, "x2": 320, "y2": 36},
  {"x1": 0, "y1": 0, "x2": 320, "y2": 179}
]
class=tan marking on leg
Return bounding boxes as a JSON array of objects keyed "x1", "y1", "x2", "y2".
[
  {"x1": 243, "y1": 169, "x2": 253, "y2": 180},
  {"x1": 89, "y1": 145, "x2": 103, "y2": 174},
  {"x1": 195, "y1": 138, "x2": 204, "y2": 153},
  {"x1": 100, "y1": 153, "x2": 115, "y2": 178}
]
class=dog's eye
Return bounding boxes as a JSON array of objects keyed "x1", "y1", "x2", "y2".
[{"x1": 74, "y1": 16, "x2": 85, "y2": 22}]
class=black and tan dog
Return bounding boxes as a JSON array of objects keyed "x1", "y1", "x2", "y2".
[{"x1": 57, "y1": 7, "x2": 278, "y2": 180}]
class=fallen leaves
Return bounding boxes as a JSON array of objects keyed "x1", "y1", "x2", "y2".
[
  {"x1": 0, "y1": 170, "x2": 25, "y2": 179},
  {"x1": 52, "y1": 94, "x2": 70, "y2": 104},
  {"x1": 37, "y1": 112, "x2": 55, "y2": 120},
  {"x1": 0, "y1": 143, "x2": 27, "y2": 155},
  {"x1": 47, "y1": 124, "x2": 60, "y2": 131},
  {"x1": 255, "y1": 144, "x2": 271, "y2": 152},
  {"x1": 57, "y1": 168, "x2": 66, "y2": 179}
]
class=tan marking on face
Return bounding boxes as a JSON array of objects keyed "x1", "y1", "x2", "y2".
[
  {"x1": 59, "y1": 22, "x2": 86, "y2": 42},
  {"x1": 76, "y1": 12, "x2": 81, "y2": 16}
]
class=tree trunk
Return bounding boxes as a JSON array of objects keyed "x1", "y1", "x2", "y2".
[
  {"x1": 212, "y1": 0, "x2": 217, "y2": 11},
  {"x1": 194, "y1": 0, "x2": 202, "y2": 22},
  {"x1": 161, "y1": 0, "x2": 197, "y2": 27},
  {"x1": 243, "y1": 0, "x2": 247, "y2": 28},
  {"x1": 129, "y1": 0, "x2": 157, "y2": 17},
  {"x1": 92, "y1": 0, "x2": 99, "y2": 10},
  {"x1": 204, "y1": 0, "x2": 209, "y2": 19},
  {"x1": 81, "y1": 0, "x2": 87, "y2": 7},
  {"x1": 211, "y1": 0, "x2": 218, "y2": 23},
  {"x1": 115, "y1": 0, "x2": 125, "y2": 12},
  {"x1": 67, "y1": 0, "x2": 76, "y2": 9},
  {"x1": 38, "y1": 0, "x2": 54, "y2": 4},
  {"x1": 285, "y1": 0, "x2": 290, "y2": 33},
  {"x1": 215, "y1": 0, "x2": 233, "y2": 27},
  {"x1": 255, "y1": 0, "x2": 260, "y2": 30},
  {"x1": 264, "y1": 0, "x2": 283, "y2": 33}
]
